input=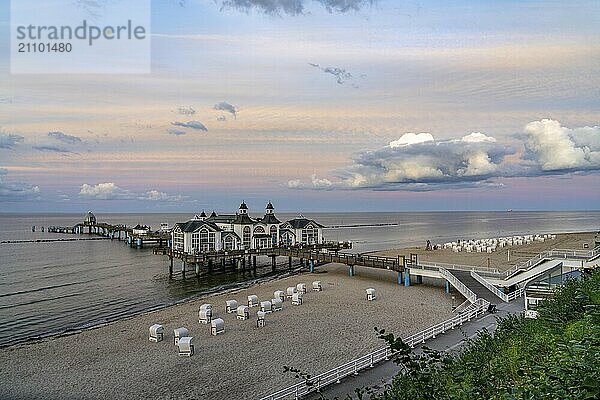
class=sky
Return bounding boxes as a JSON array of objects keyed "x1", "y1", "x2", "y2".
[{"x1": 0, "y1": 0, "x2": 599, "y2": 213}]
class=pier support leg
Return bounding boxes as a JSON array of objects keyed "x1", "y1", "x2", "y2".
[
  {"x1": 169, "y1": 257, "x2": 173, "y2": 277},
  {"x1": 195, "y1": 263, "x2": 200, "y2": 276},
  {"x1": 271, "y1": 255, "x2": 276, "y2": 271},
  {"x1": 208, "y1": 260, "x2": 213, "y2": 271},
  {"x1": 182, "y1": 262, "x2": 186, "y2": 278},
  {"x1": 221, "y1": 259, "x2": 226, "y2": 269},
  {"x1": 136, "y1": 238, "x2": 143, "y2": 248},
  {"x1": 288, "y1": 256, "x2": 292, "y2": 269},
  {"x1": 252, "y1": 256, "x2": 257, "y2": 270},
  {"x1": 241, "y1": 257, "x2": 246, "y2": 271},
  {"x1": 397, "y1": 271, "x2": 403, "y2": 285},
  {"x1": 416, "y1": 275, "x2": 423, "y2": 284},
  {"x1": 309, "y1": 259, "x2": 314, "y2": 273},
  {"x1": 300, "y1": 258, "x2": 304, "y2": 268},
  {"x1": 445, "y1": 280, "x2": 450, "y2": 294},
  {"x1": 348, "y1": 265, "x2": 354, "y2": 277},
  {"x1": 404, "y1": 271, "x2": 411, "y2": 287}
]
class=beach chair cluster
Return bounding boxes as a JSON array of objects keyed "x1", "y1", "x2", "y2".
[
  {"x1": 148, "y1": 325, "x2": 196, "y2": 356},
  {"x1": 227, "y1": 280, "x2": 323, "y2": 328},
  {"x1": 439, "y1": 234, "x2": 556, "y2": 253},
  {"x1": 149, "y1": 280, "x2": 325, "y2": 356},
  {"x1": 148, "y1": 302, "x2": 225, "y2": 357}
]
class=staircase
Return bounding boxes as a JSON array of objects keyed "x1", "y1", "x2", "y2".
[{"x1": 449, "y1": 270, "x2": 501, "y2": 305}]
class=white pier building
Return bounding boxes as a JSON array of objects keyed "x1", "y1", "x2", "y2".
[{"x1": 171, "y1": 202, "x2": 324, "y2": 253}]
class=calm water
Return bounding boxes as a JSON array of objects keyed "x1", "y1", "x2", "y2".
[{"x1": 0, "y1": 211, "x2": 598, "y2": 347}]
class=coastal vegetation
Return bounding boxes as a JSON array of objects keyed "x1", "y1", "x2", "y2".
[{"x1": 375, "y1": 269, "x2": 600, "y2": 400}]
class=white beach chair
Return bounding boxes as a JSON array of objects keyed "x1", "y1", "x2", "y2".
[
  {"x1": 260, "y1": 301, "x2": 272, "y2": 314},
  {"x1": 366, "y1": 288, "x2": 376, "y2": 301},
  {"x1": 271, "y1": 298, "x2": 283, "y2": 311},
  {"x1": 292, "y1": 292, "x2": 303, "y2": 305},
  {"x1": 173, "y1": 327, "x2": 189, "y2": 345},
  {"x1": 178, "y1": 337, "x2": 194, "y2": 356},
  {"x1": 211, "y1": 318, "x2": 224, "y2": 336},
  {"x1": 225, "y1": 300, "x2": 238, "y2": 314},
  {"x1": 149, "y1": 324, "x2": 163, "y2": 342},
  {"x1": 247, "y1": 295, "x2": 259, "y2": 308},
  {"x1": 237, "y1": 305, "x2": 249, "y2": 320},
  {"x1": 256, "y1": 311, "x2": 266, "y2": 328},
  {"x1": 286, "y1": 286, "x2": 296, "y2": 299}
]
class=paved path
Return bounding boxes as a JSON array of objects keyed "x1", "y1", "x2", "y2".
[{"x1": 307, "y1": 299, "x2": 525, "y2": 399}]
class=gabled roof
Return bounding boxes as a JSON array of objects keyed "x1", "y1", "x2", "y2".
[
  {"x1": 233, "y1": 213, "x2": 255, "y2": 225},
  {"x1": 174, "y1": 220, "x2": 222, "y2": 233},
  {"x1": 207, "y1": 214, "x2": 237, "y2": 224},
  {"x1": 222, "y1": 231, "x2": 241, "y2": 240},
  {"x1": 259, "y1": 213, "x2": 281, "y2": 224},
  {"x1": 281, "y1": 218, "x2": 324, "y2": 229}
]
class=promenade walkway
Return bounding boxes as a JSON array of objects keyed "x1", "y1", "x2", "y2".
[{"x1": 307, "y1": 300, "x2": 525, "y2": 400}]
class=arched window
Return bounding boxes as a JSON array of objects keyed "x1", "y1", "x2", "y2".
[
  {"x1": 243, "y1": 226, "x2": 251, "y2": 248},
  {"x1": 223, "y1": 235, "x2": 235, "y2": 250},
  {"x1": 254, "y1": 226, "x2": 265, "y2": 234}
]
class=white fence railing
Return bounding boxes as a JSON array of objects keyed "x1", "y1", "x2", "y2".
[
  {"x1": 507, "y1": 287, "x2": 525, "y2": 301},
  {"x1": 439, "y1": 268, "x2": 477, "y2": 304},
  {"x1": 418, "y1": 260, "x2": 502, "y2": 276},
  {"x1": 258, "y1": 299, "x2": 489, "y2": 400},
  {"x1": 470, "y1": 271, "x2": 509, "y2": 302},
  {"x1": 504, "y1": 245, "x2": 600, "y2": 278}
]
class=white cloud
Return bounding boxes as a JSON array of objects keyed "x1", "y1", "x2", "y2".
[
  {"x1": 524, "y1": 119, "x2": 600, "y2": 171},
  {"x1": 79, "y1": 183, "x2": 185, "y2": 202},
  {"x1": 461, "y1": 132, "x2": 497, "y2": 143},
  {"x1": 79, "y1": 182, "x2": 132, "y2": 200},
  {"x1": 139, "y1": 190, "x2": 183, "y2": 202},
  {"x1": 288, "y1": 119, "x2": 600, "y2": 192},
  {"x1": 389, "y1": 132, "x2": 434, "y2": 148},
  {"x1": 287, "y1": 179, "x2": 305, "y2": 189},
  {"x1": 289, "y1": 129, "x2": 515, "y2": 191},
  {"x1": 287, "y1": 174, "x2": 333, "y2": 190}
]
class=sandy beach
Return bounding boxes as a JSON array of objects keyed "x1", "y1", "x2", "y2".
[
  {"x1": 1, "y1": 231, "x2": 595, "y2": 399},
  {"x1": 374, "y1": 232, "x2": 597, "y2": 272},
  {"x1": 0, "y1": 263, "x2": 453, "y2": 400}
]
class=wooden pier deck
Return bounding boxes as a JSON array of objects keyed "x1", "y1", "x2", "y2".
[
  {"x1": 46, "y1": 222, "x2": 170, "y2": 248},
  {"x1": 158, "y1": 242, "x2": 408, "y2": 278}
]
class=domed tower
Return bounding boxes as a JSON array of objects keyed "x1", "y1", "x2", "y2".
[
  {"x1": 265, "y1": 201, "x2": 274, "y2": 215},
  {"x1": 84, "y1": 211, "x2": 96, "y2": 226},
  {"x1": 199, "y1": 210, "x2": 207, "y2": 221},
  {"x1": 239, "y1": 201, "x2": 248, "y2": 215}
]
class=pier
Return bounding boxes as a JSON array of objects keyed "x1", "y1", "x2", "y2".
[
  {"x1": 44, "y1": 212, "x2": 171, "y2": 249},
  {"x1": 157, "y1": 241, "x2": 412, "y2": 279}
]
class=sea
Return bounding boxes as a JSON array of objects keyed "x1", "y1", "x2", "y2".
[{"x1": 0, "y1": 211, "x2": 598, "y2": 348}]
